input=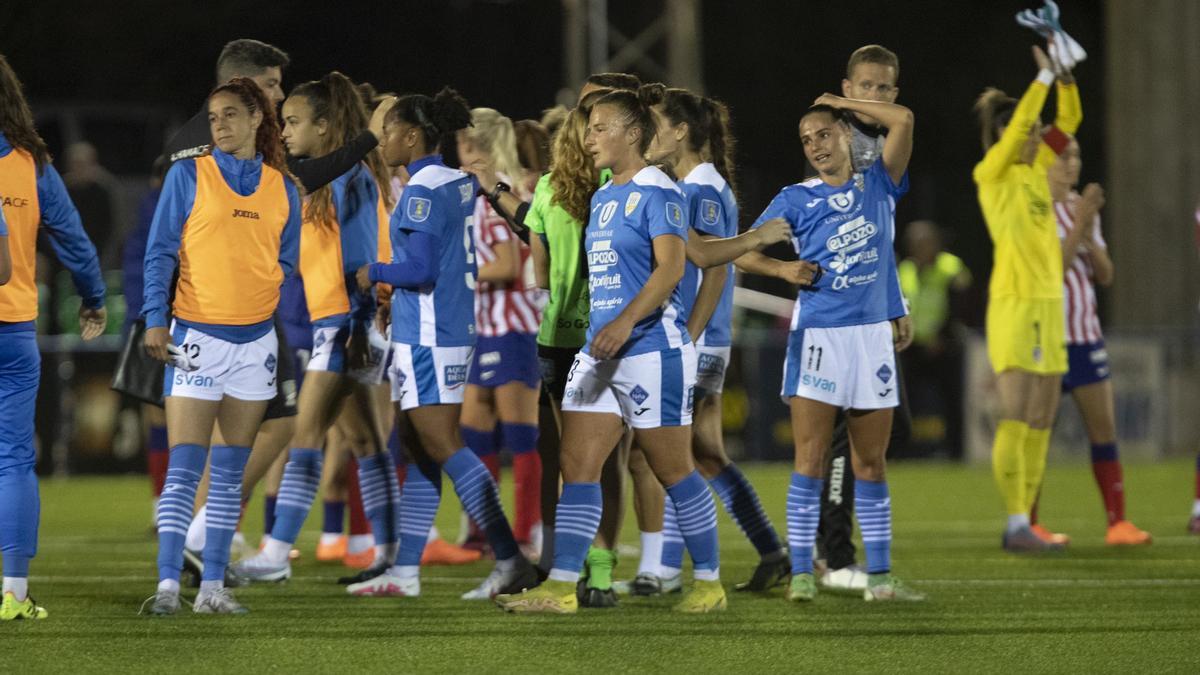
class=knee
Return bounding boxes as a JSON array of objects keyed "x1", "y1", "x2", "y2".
[{"x1": 852, "y1": 453, "x2": 886, "y2": 482}]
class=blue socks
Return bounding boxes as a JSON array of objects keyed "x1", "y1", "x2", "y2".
[
  {"x1": 462, "y1": 426, "x2": 496, "y2": 458},
  {"x1": 855, "y1": 479, "x2": 892, "y2": 575},
  {"x1": 710, "y1": 464, "x2": 782, "y2": 557},
  {"x1": 271, "y1": 448, "x2": 322, "y2": 545},
  {"x1": 499, "y1": 422, "x2": 538, "y2": 454},
  {"x1": 0, "y1": 465, "x2": 39, "y2": 578},
  {"x1": 444, "y1": 447, "x2": 519, "y2": 561},
  {"x1": 202, "y1": 445, "x2": 251, "y2": 582},
  {"x1": 549, "y1": 482, "x2": 603, "y2": 583},
  {"x1": 666, "y1": 471, "x2": 720, "y2": 580},
  {"x1": 156, "y1": 443, "x2": 206, "y2": 583},
  {"x1": 358, "y1": 452, "x2": 402, "y2": 548},
  {"x1": 786, "y1": 473, "x2": 823, "y2": 575},
  {"x1": 395, "y1": 460, "x2": 442, "y2": 567},
  {"x1": 322, "y1": 500, "x2": 346, "y2": 534},
  {"x1": 660, "y1": 496, "x2": 685, "y2": 573}
]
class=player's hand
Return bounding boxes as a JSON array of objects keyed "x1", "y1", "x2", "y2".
[
  {"x1": 590, "y1": 316, "x2": 633, "y2": 360},
  {"x1": 813, "y1": 93, "x2": 846, "y2": 109},
  {"x1": 463, "y1": 160, "x2": 499, "y2": 195},
  {"x1": 1032, "y1": 45, "x2": 1054, "y2": 73},
  {"x1": 1080, "y1": 183, "x2": 1105, "y2": 211},
  {"x1": 779, "y1": 260, "x2": 821, "y2": 287},
  {"x1": 144, "y1": 326, "x2": 170, "y2": 362},
  {"x1": 79, "y1": 306, "x2": 106, "y2": 341},
  {"x1": 369, "y1": 96, "x2": 398, "y2": 143},
  {"x1": 892, "y1": 315, "x2": 914, "y2": 352},
  {"x1": 753, "y1": 218, "x2": 792, "y2": 248},
  {"x1": 375, "y1": 301, "x2": 391, "y2": 334},
  {"x1": 356, "y1": 264, "x2": 374, "y2": 291}
]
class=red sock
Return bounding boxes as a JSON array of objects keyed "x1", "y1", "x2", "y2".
[
  {"x1": 347, "y1": 458, "x2": 372, "y2": 536},
  {"x1": 481, "y1": 454, "x2": 501, "y2": 482},
  {"x1": 1090, "y1": 443, "x2": 1124, "y2": 526},
  {"x1": 147, "y1": 425, "x2": 169, "y2": 496},
  {"x1": 512, "y1": 452, "x2": 542, "y2": 543}
]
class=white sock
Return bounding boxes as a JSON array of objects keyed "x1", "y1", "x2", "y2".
[
  {"x1": 386, "y1": 564, "x2": 420, "y2": 579},
  {"x1": 185, "y1": 506, "x2": 207, "y2": 551},
  {"x1": 348, "y1": 534, "x2": 374, "y2": 554},
  {"x1": 1007, "y1": 514, "x2": 1031, "y2": 532},
  {"x1": 157, "y1": 578, "x2": 180, "y2": 595},
  {"x1": 199, "y1": 579, "x2": 223, "y2": 592},
  {"x1": 1192, "y1": 499, "x2": 1200, "y2": 518},
  {"x1": 427, "y1": 525, "x2": 441, "y2": 544},
  {"x1": 548, "y1": 569, "x2": 580, "y2": 583},
  {"x1": 377, "y1": 542, "x2": 399, "y2": 566},
  {"x1": 693, "y1": 567, "x2": 720, "y2": 582},
  {"x1": 659, "y1": 566, "x2": 681, "y2": 580},
  {"x1": 262, "y1": 537, "x2": 292, "y2": 564},
  {"x1": 3, "y1": 577, "x2": 28, "y2": 601},
  {"x1": 496, "y1": 556, "x2": 518, "y2": 572},
  {"x1": 232, "y1": 531, "x2": 246, "y2": 549},
  {"x1": 637, "y1": 531, "x2": 663, "y2": 577},
  {"x1": 319, "y1": 532, "x2": 343, "y2": 546}
]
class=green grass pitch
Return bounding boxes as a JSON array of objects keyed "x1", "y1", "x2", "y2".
[{"x1": 6, "y1": 459, "x2": 1200, "y2": 673}]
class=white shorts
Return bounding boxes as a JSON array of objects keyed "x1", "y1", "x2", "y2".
[
  {"x1": 781, "y1": 321, "x2": 898, "y2": 410},
  {"x1": 695, "y1": 345, "x2": 731, "y2": 396},
  {"x1": 308, "y1": 324, "x2": 391, "y2": 385},
  {"x1": 561, "y1": 345, "x2": 696, "y2": 429},
  {"x1": 388, "y1": 343, "x2": 473, "y2": 410},
  {"x1": 164, "y1": 322, "x2": 279, "y2": 402}
]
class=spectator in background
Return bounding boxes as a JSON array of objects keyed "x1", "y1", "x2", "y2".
[
  {"x1": 63, "y1": 141, "x2": 125, "y2": 267},
  {"x1": 897, "y1": 220, "x2": 971, "y2": 458}
]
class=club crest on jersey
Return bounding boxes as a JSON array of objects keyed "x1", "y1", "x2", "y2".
[
  {"x1": 665, "y1": 201, "x2": 684, "y2": 229},
  {"x1": 827, "y1": 189, "x2": 855, "y2": 213},
  {"x1": 700, "y1": 199, "x2": 720, "y2": 227},
  {"x1": 598, "y1": 200, "x2": 619, "y2": 228},
  {"x1": 264, "y1": 353, "x2": 276, "y2": 373},
  {"x1": 408, "y1": 197, "x2": 432, "y2": 223},
  {"x1": 876, "y1": 364, "x2": 892, "y2": 384},
  {"x1": 629, "y1": 385, "x2": 650, "y2": 405},
  {"x1": 624, "y1": 192, "x2": 642, "y2": 216}
]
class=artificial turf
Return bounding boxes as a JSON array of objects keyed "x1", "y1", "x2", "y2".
[{"x1": 7, "y1": 459, "x2": 1200, "y2": 673}]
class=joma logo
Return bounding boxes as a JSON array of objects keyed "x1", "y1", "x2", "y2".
[{"x1": 232, "y1": 208, "x2": 261, "y2": 219}]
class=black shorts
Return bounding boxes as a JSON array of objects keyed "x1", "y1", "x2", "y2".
[
  {"x1": 263, "y1": 316, "x2": 299, "y2": 420},
  {"x1": 538, "y1": 344, "x2": 581, "y2": 403}
]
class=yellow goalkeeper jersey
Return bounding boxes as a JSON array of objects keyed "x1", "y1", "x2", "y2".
[{"x1": 974, "y1": 78, "x2": 1081, "y2": 300}]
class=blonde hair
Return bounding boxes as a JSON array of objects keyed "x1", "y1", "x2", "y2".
[
  {"x1": 549, "y1": 104, "x2": 600, "y2": 224},
  {"x1": 465, "y1": 107, "x2": 527, "y2": 188}
]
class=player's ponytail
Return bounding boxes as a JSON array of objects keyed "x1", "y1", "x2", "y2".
[
  {"x1": 703, "y1": 96, "x2": 738, "y2": 199},
  {"x1": 974, "y1": 87, "x2": 1017, "y2": 152},
  {"x1": 390, "y1": 87, "x2": 473, "y2": 164}
]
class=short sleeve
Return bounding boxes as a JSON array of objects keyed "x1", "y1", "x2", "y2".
[
  {"x1": 396, "y1": 184, "x2": 441, "y2": 236},
  {"x1": 690, "y1": 185, "x2": 726, "y2": 238},
  {"x1": 868, "y1": 158, "x2": 908, "y2": 198},
  {"x1": 646, "y1": 188, "x2": 688, "y2": 241},
  {"x1": 751, "y1": 188, "x2": 795, "y2": 230},
  {"x1": 526, "y1": 177, "x2": 550, "y2": 235}
]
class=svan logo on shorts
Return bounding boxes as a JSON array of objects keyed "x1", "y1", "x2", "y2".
[
  {"x1": 444, "y1": 365, "x2": 467, "y2": 388},
  {"x1": 175, "y1": 372, "x2": 215, "y2": 388}
]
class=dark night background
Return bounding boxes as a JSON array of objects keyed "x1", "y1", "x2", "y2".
[{"x1": 2, "y1": 0, "x2": 1105, "y2": 322}]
